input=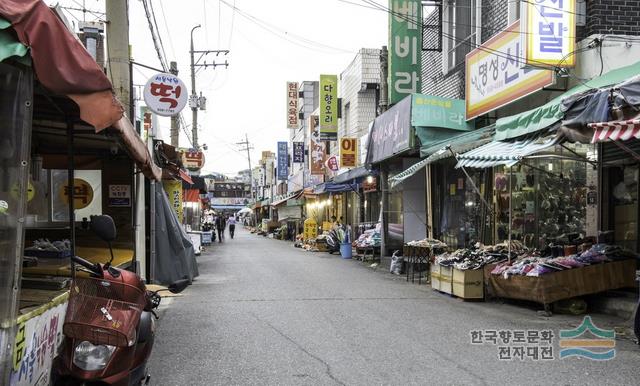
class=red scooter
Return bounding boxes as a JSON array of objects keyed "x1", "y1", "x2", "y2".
[{"x1": 52, "y1": 215, "x2": 189, "y2": 386}]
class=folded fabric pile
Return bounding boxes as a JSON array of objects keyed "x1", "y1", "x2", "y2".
[
  {"x1": 25, "y1": 239, "x2": 71, "y2": 252},
  {"x1": 490, "y1": 243, "x2": 638, "y2": 278},
  {"x1": 355, "y1": 229, "x2": 381, "y2": 248}
]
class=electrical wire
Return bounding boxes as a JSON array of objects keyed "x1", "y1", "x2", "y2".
[
  {"x1": 228, "y1": 0, "x2": 236, "y2": 49},
  {"x1": 148, "y1": 0, "x2": 170, "y2": 64},
  {"x1": 140, "y1": 0, "x2": 168, "y2": 71},
  {"x1": 157, "y1": 0, "x2": 177, "y2": 59}
]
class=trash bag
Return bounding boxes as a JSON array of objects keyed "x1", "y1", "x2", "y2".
[{"x1": 390, "y1": 250, "x2": 404, "y2": 275}]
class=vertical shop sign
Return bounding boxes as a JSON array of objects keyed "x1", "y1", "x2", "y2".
[
  {"x1": 293, "y1": 142, "x2": 304, "y2": 163},
  {"x1": 163, "y1": 180, "x2": 183, "y2": 223},
  {"x1": 286, "y1": 81, "x2": 299, "y2": 129},
  {"x1": 319, "y1": 74, "x2": 338, "y2": 140},
  {"x1": 108, "y1": 184, "x2": 131, "y2": 207},
  {"x1": 309, "y1": 115, "x2": 326, "y2": 175},
  {"x1": 522, "y1": 0, "x2": 576, "y2": 67},
  {"x1": 466, "y1": 21, "x2": 555, "y2": 120},
  {"x1": 340, "y1": 137, "x2": 357, "y2": 168},
  {"x1": 388, "y1": 0, "x2": 422, "y2": 105},
  {"x1": 277, "y1": 141, "x2": 289, "y2": 180}
]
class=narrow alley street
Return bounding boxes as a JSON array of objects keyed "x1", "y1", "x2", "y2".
[{"x1": 149, "y1": 228, "x2": 640, "y2": 386}]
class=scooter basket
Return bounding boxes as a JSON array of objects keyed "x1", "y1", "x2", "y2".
[{"x1": 64, "y1": 277, "x2": 146, "y2": 347}]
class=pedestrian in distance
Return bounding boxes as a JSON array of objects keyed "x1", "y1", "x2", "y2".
[
  {"x1": 215, "y1": 215, "x2": 226, "y2": 243},
  {"x1": 228, "y1": 214, "x2": 237, "y2": 239}
]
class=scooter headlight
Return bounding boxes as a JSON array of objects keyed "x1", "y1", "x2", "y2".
[{"x1": 73, "y1": 341, "x2": 116, "y2": 371}]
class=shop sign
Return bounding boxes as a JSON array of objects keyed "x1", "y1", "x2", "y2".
[
  {"x1": 59, "y1": 178, "x2": 94, "y2": 210},
  {"x1": 319, "y1": 74, "x2": 338, "y2": 141},
  {"x1": 388, "y1": 0, "x2": 422, "y2": 105},
  {"x1": 411, "y1": 94, "x2": 471, "y2": 131},
  {"x1": 303, "y1": 218, "x2": 318, "y2": 240},
  {"x1": 277, "y1": 141, "x2": 289, "y2": 180},
  {"x1": 309, "y1": 115, "x2": 326, "y2": 175},
  {"x1": 340, "y1": 137, "x2": 358, "y2": 168},
  {"x1": 325, "y1": 155, "x2": 339, "y2": 172},
  {"x1": 286, "y1": 81, "x2": 299, "y2": 129},
  {"x1": 143, "y1": 73, "x2": 188, "y2": 116},
  {"x1": 465, "y1": 21, "x2": 555, "y2": 121},
  {"x1": 180, "y1": 149, "x2": 205, "y2": 171},
  {"x1": 293, "y1": 142, "x2": 304, "y2": 163},
  {"x1": 362, "y1": 177, "x2": 377, "y2": 193},
  {"x1": 163, "y1": 180, "x2": 183, "y2": 223},
  {"x1": 11, "y1": 299, "x2": 67, "y2": 386},
  {"x1": 366, "y1": 95, "x2": 412, "y2": 164},
  {"x1": 522, "y1": 0, "x2": 576, "y2": 67},
  {"x1": 210, "y1": 197, "x2": 248, "y2": 206},
  {"x1": 108, "y1": 184, "x2": 131, "y2": 207}
]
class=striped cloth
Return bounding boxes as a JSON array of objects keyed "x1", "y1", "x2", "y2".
[{"x1": 589, "y1": 119, "x2": 640, "y2": 143}]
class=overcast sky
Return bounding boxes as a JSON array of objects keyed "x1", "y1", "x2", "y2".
[{"x1": 50, "y1": 0, "x2": 388, "y2": 177}]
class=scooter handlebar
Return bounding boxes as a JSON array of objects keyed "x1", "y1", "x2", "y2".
[{"x1": 71, "y1": 255, "x2": 103, "y2": 276}]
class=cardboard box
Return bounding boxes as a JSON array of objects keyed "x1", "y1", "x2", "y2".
[
  {"x1": 452, "y1": 268, "x2": 484, "y2": 299},
  {"x1": 431, "y1": 264, "x2": 442, "y2": 291},
  {"x1": 439, "y1": 265, "x2": 453, "y2": 294}
]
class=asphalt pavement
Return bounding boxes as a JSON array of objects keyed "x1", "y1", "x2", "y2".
[{"x1": 149, "y1": 227, "x2": 640, "y2": 385}]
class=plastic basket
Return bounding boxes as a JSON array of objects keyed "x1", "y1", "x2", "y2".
[{"x1": 64, "y1": 277, "x2": 146, "y2": 347}]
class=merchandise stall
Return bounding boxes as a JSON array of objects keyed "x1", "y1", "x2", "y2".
[{"x1": 0, "y1": 3, "x2": 162, "y2": 385}]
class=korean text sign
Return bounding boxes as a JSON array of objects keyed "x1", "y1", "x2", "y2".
[
  {"x1": 309, "y1": 115, "x2": 326, "y2": 175},
  {"x1": 286, "y1": 82, "x2": 299, "y2": 129},
  {"x1": 162, "y1": 181, "x2": 183, "y2": 223},
  {"x1": 389, "y1": 0, "x2": 422, "y2": 105},
  {"x1": 277, "y1": 141, "x2": 289, "y2": 180},
  {"x1": 293, "y1": 142, "x2": 304, "y2": 163},
  {"x1": 523, "y1": 0, "x2": 576, "y2": 67},
  {"x1": 465, "y1": 21, "x2": 554, "y2": 120},
  {"x1": 319, "y1": 75, "x2": 338, "y2": 141},
  {"x1": 411, "y1": 94, "x2": 471, "y2": 131},
  {"x1": 143, "y1": 73, "x2": 188, "y2": 116},
  {"x1": 340, "y1": 137, "x2": 358, "y2": 168}
]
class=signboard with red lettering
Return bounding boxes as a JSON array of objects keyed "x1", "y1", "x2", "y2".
[
  {"x1": 325, "y1": 155, "x2": 339, "y2": 172},
  {"x1": 286, "y1": 82, "x2": 299, "y2": 129},
  {"x1": 309, "y1": 115, "x2": 326, "y2": 175},
  {"x1": 143, "y1": 73, "x2": 188, "y2": 116},
  {"x1": 180, "y1": 149, "x2": 206, "y2": 171},
  {"x1": 340, "y1": 137, "x2": 357, "y2": 168}
]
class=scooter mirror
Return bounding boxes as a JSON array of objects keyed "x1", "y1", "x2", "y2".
[
  {"x1": 90, "y1": 215, "x2": 117, "y2": 242},
  {"x1": 168, "y1": 279, "x2": 190, "y2": 294}
]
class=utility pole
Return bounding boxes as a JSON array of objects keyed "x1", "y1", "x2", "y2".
[
  {"x1": 237, "y1": 134, "x2": 254, "y2": 202},
  {"x1": 169, "y1": 61, "x2": 180, "y2": 147},
  {"x1": 106, "y1": 0, "x2": 130, "y2": 113},
  {"x1": 189, "y1": 24, "x2": 229, "y2": 149}
]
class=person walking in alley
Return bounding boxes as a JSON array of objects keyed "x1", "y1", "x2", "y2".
[
  {"x1": 228, "y1": 215, "x2": 237, "y2": 239},
  {"x1": 215, "y1": 215, "x2": 226, "y2": 243}
]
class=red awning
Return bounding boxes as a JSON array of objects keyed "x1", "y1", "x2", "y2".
[
  {"x1": 178, "y1": 169, "x2": 194, "y2": 185},
  {"x1": 589, "y1": 119, "x2": 640, "y2": 143},
  {"x1": 0, "y1": 0, "x2": 161, "y2": 180}
]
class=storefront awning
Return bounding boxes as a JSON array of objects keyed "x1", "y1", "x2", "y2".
[
  {"x1": 0, "y1": 17, "x2": 27, "y2": 63},
  {"x1": 313, "y1": 182, "x2": 359, "y2": 194},
  {"x1": 390, "y1": 126, "x2": 496, "y2": 189},
  {"x1": 0, "y1": 0, "x2": 161, "y2": 180},
  {"x1": 270, "y1": 190, "x2": 302, "y2": 207},
  {"x1": 332, "y1": 165, "x2": 377, "y2": 184},
  {"x1": 589, "y1": 119, "x2": 640, "y2": 143},
  {"x1": 456, "y1": 134, "x2": 562, "y2": 169},
  {"x1": 495, "y1": 60, "x2": 640, "y2": 141}
]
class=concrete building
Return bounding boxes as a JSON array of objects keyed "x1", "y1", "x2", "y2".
[{"x1": 288, "y1": 81, "x2": 319, "y2": 192}]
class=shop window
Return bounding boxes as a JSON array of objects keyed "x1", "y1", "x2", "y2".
[
  {"x1": 443, "y1": 0, "x2": 480, "y2": 72},
  {"x1": 51, "y1": 169, "x2": 103, "y2": 222}
]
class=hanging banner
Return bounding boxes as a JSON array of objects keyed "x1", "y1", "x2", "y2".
[
  {"x1": 465, "y1": 20, "x2": 555, "y2": 121},
  {"x1": 325, "y1": 155, "x2": 339, "y2": 172},
  {"x1": 309, "y1": 115, "x2": 326, "y2": 175},
  {"x1": 388, "y1": 0, "x2": 422, "y2": 105},
  {"x1": 340, "y1": 137, "x2": 357, "y2": 168},
  {"x1": 277, "y1": 141, "x2": 289, "y2": 180},
  {"x1": 522, "y1": 0, "x2": 576, "y2": 67},
  {"x1": 319, "y1": 74, "x2": 338, "y2": 141},
  {"x1": 293, "y1": 142, "x2": 304, "y2": 163},
  {"x1": 143, "y1": 73, "x2": 188, "y2": 116},
  {"x1": 163, "y1": 180, "x2": 183, "y2": 223},
  {"x1": 286, "y1": 81, "x2": 299, "y2": 129}
]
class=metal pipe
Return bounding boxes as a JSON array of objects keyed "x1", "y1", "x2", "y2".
[{"x1": 67, "y1": 121, "x2": 76, "y2": 277}]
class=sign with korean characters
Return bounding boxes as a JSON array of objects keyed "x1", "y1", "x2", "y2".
[
  {"x1": 309, "y1": 115, "x2": 326, "y2": 175},
  {"x1": 411, "y1": 94, "x2": 471, "y2": 131},
  {"x1": 286, "y1": 81, "x2": 299, "y2": 129},
  {"x1": 389, "y1": 0, "x2": 422, "y2": 105},
  {"x1": 325, "y1": 155, "x2": 339, "y2": 172},
  {"x1": 293, "y1": 142, "x2": 304, "y2": 163},
  {"x1": 143, "y1": 73, "x2": 188, "y2": 116},
  {"x1": 163, "y1": 180, "x2": 183, "y2": 223},
  {"x1": 340, "y1": 137, "x2": 358, "y2": 168},
  {"x1": 303, "y1": 218, "x2": 318, "y2": 241},
  {"x1": 465, "y1": 21, "x2": 555, "y2": 121},
  {"x1": 108, "y1": 184, "x2": 131, "y2": 207},
  {"x1": 180, "y1": 149, "x2": 206, "y2": 171},
  {"x1": 522, "y1": 0, "x2": 576, "y2": 67},
  {"x1": 319, "y1": 74, "x2": 338, "y2": 141},
  {"x1": 11, "y1": 296, "x2": 67, "y2": 386},
  {"x1": 277, "y1": 141, "x2": 289, "y2": 180}
]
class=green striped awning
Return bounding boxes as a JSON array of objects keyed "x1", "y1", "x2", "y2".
[{"x1": 0, "y1": 17, "x2": 29, "y2": 64}]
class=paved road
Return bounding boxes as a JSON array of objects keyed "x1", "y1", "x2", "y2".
[{"x1": 149, "y1": 228, "x2": 640, "y2": 385}]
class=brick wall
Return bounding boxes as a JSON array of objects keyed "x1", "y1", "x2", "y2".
[{"x1": 586, "y1": 0, "x2": 640, "y2": 36}]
